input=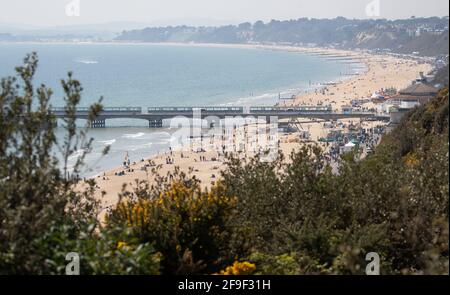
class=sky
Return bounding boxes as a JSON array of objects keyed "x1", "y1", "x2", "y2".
[{"x1": 0, "y1": 0, "x2": 448, "y2": 27}]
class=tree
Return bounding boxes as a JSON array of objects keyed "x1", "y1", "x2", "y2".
[{"x1": 0, "y1": 53, "x2": 160, "y2": 274}]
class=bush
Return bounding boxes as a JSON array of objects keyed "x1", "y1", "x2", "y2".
[
  {"x1": 0, "y1": 53, "x2": 159, "y2": 274},
  {"x1": 34, "y1": 221, "x2": 161, "y2": 275},
  {"x1": 217, "y1": 261, "x2": 256, "y2": 275},
  {"x1": 220, "y1": 89, "x2": 449, "y2": 274},
  {"x1": 107, "y1": 173, "x2": 248, "y2": 274},
  {"x1": 248, "y1": 252, "x2": 299, "y2": 275}
]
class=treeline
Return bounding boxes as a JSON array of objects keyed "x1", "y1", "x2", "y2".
[
  {"x1": 116, "y1": 17, "x2": 450, "y2": 57},
  {"x1": 0, "y1": 55, "x2": 448, "y2": 274}
]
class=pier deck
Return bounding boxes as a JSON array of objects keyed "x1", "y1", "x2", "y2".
[{"x1": 51, "y1": 106, "x2": 389, "y2": 128}]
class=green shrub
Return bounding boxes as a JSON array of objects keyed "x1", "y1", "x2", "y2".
[
  {"x1": 248, "y1": 252, "x2": 300, "y2": 275},
  {"x1": 0, "y1": 53, "x2": 159, "y2": 274},
  {"x1": 107, "y1": 175, "x2": 248, "y2": 274}
]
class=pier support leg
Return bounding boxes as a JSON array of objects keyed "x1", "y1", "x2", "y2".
[
  {"x1": 149, "y1": 119, "x2": 163, "y2": 128},
  {"x1": 89, "y1": 118, "x2": 106, "y2": 128}
]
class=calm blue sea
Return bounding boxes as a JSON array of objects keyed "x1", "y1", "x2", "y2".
[{"x1": 0, "y1": 43, "x2": 362, "y2": 176}]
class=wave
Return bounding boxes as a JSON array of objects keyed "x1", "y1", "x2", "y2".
[
  {"x1": 76, "y1": 59, "x2": 99, "y2": 64},
  {"x1": 148, "y1": 131, "x2": 172, "y2": 138},
  {"x1": 98, "y1": 139, "x2": 116, "y2": 146},
  {"x1": 221, "y1": 58, "x2": 366, "y2": 107},
  {"x1": 122, "y1": 132, "x2": 145, "y2": 139},
  {"x1": 126, "y1": 142, "x2": 154, "y2": 151},
  {"x1": 152, "y1": 140, "x2": 172, "y2": 145},
  {"x1": 224, "y1": 88, "x2": 307, "y2": 106},
  {"x1": 68, "y1": 148, "x2": 86, "y2": 161}
]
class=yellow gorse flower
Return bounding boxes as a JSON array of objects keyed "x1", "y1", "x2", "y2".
[
  {"x1": 404, "y1": 152, "x2": 421, "y2": 167},
  {"x1": 218, "y1": 261, "x2": 256, "y2": 275},
  {"x1": 117, "y1": 241, "x2": 128, "y2": 250},
  {"x1": 110, "y1": 181, "x2": 238, "y2": 239}
]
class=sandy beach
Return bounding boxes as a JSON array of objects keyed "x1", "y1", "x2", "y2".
[{"x1": 77, "y1": 43, "x2": 433, "y2": 218}]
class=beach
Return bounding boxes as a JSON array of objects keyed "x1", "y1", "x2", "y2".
[{"x1": 76, "y1": 43, "x2": 433, "y2": 218}]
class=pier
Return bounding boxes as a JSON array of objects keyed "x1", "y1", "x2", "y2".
[{"x1": 51, "y1": 106, "x2": 389, "y2": 128}]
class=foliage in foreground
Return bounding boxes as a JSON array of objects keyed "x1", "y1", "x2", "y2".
[
  {"x1": 0, "y1": 54, "x2": 160, "y2": 274},
  {"x1": 219, "y1": 89, "x2": 449, "y2": 274},
  {"x1": 106, "y1": 177, "x2": 243, "y2": 274},
  {"x1": 0, "y1": 55, "x2": 448, "y2": 274}
]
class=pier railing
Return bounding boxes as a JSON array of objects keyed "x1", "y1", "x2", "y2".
[
  {"x1": 50, "y1": 105, "x2": 387, "y2": 128},
  {"x1": 146, "y1": 106, "x2": 333, "y2": 113}
]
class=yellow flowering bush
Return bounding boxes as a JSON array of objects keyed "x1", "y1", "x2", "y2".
[
  {"x1": 218, "y1": 261, "x2": 256, "y2": 275},
  {"x1": 107, "y1": 180, "x2": 245, "y2": 274},
  {"x1": 403, "y1": 152, "x2": 420, "y2": 168}
]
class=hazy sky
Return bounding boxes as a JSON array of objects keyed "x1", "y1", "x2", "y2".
[{"x1": 0, "y1": 0, "x2": 448, "y2": 27}]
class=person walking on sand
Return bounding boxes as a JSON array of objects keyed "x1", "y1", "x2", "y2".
[
  {"x1": 126, "y1": 152, "x2": 131, "y2": 167},
  {"x1": 124, "y1": 151, "x2": 131, "y2": 167}
]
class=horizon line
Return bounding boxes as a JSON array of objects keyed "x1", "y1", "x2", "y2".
[{"x1": 2, "y1": 15, "x2": 449, "y2": 30}]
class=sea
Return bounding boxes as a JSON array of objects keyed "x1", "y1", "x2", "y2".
[{"x1": 0, "y1": 43, "x2": 364, "y2": 176}]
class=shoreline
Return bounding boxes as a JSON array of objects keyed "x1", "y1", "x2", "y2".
[
  {"x1": 35, "y1": 41, "x2": 373, "y2": 180},
  {"x1": 36, "y1": 41, "x2": 431, "y2": 216}
]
